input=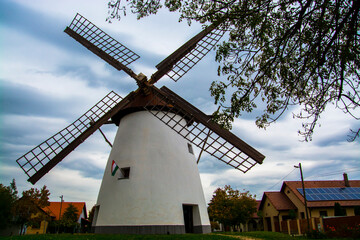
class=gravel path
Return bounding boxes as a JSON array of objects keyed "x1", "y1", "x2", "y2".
[{"x1": 217, "y1": 234, "x2": 262, "y2": 240}]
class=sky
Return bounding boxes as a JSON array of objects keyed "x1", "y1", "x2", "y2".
[{"x1": 1, "y1": 0, "x2": 359, "y2": 212}]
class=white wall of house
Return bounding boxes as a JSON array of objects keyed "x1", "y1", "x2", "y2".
[{"x1": 77, "y1": 207, "x2": 86, "y2": 223}]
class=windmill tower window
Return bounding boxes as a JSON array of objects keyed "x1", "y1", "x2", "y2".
[
  {"x1": 118, "y1": 167, "x2": 130, "y2": 180},
  {"x1": 187, "y1": 143, "x2": 194, "y2": 154}
]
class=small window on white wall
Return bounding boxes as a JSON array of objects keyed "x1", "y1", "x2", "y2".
[
  {"x1": 187, "y1": 143, "x2": 194, "y2": 154},
  {"x1": 118, "y1": 167, "x2": 130, "y2": 179}
]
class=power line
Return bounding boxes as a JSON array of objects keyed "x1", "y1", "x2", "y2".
[
  {"x1": 318, "y1": 167, "x2": 360, "y2": 176},
  {"x1": 305, "y1": 167, "x2": 360, "y2": 179},
  {"x1": 307, "y1": 170, "x2": 360, "y2": 179},
  {"x1": 267, "y1": 168, "x2": 297, "y2": 191},
  {"x1": 266, "y1": 166, "x2": 360, "y2": 192}
]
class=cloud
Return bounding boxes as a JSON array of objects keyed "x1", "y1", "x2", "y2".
[{"x1": 37, "y1": 167, "x2": 102, "y2": 208}]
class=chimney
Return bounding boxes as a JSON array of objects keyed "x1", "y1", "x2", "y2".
[{"x1": 343, "y1": 173, "x2": 350, "y2": 187}]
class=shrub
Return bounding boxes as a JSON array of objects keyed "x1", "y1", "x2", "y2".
[
  {"x1": 210, "y1": 221, "x2": 220, "y2": 232},
  {"x1": 306, "y1": 229, "x2": 327, "y2": 239},
  {"x1": 325, "y1": 223, "x2": 360, "y2": 239}
]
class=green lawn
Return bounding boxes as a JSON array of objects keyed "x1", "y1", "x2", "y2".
[
  {"x1": 0, "y1": 232, "x2": 350, "y2": 240},
  {"x1": 216, "y1": 231, "x2": 306, "y2": 239},
  {"x1": 1, "y1": 233, "x2": 229, "y2": 240},
  {"x1": 217, "y1": 231, "x2": 349, "y2": 240}
]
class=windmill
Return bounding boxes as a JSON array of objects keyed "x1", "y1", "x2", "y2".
[{"x1": 16, "y1": 13, "x2": 265, "y2": 234}]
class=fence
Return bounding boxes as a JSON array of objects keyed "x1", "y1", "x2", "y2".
[
  {"x1": 280, "y1": 217, "x2": 321, "y2": 235},
  {"x1": 280, "y1": 216, "x2": 360, "y2": 236},
  {"x1": 323, "y1": 216, "x2": 360, "y2": 238}
]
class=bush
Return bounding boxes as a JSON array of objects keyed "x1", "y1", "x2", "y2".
[
  {"x1": 345, "y1": 224, "x2": 360, "y2": 239},
  {"x1": 325, "y1": 223, "x2": 360, "y2": 239},
  {"x1": 210, "y1": 221, "x2": 220, "y2": 232},
  {"x1": 306, "y1": 229, "x2": 327, "y2": 239}
]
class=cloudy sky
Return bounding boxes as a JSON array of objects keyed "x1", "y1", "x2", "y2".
[{"x1": 1, "y1": 0, "x2": 359, "y2": 211}]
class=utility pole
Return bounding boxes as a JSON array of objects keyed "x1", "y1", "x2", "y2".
[
  {"x1": 294, "y1": 163, "x2": 310, "y2": 231},
  {"x1": 58, "y1": 195, "x2": 64, "y2": 233}
]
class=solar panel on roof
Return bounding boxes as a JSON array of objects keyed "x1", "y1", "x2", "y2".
[{"x1": 297, "y1": 187, "x2": 360, "y2": 201}]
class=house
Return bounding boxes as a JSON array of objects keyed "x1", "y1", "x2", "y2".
[
  {"x1": 43, "y1": 202, "x2": 88, "y2": 233},
  {"x1": 8, "y1": 196, "x2": 51, "y2": 235},
  {"x1": 43, "y1": 202, "x2": 87, "y2": 222},
  {"x1": 25, "y1": 201, "x2": 87, "y2": 234},
  {"x1": 259, "y1": 173, "x2": 360, "y2": 233},
  {"x1": 25, "y1": 207, "x2": 51, "y2": 235}
]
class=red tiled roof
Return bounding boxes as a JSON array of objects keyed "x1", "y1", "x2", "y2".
[
  {"x1": 42, "y1": 202, "x2": 87, "y2": 220},
  {"x1": 260, "y1": 192, "x2": 297, "y2": 211},
  {"x1": 282, "y1": 180, "x2": 360, "y2": 208}
]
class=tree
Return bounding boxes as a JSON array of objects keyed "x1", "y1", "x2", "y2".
[
  {"x1": 0, "y1": 179, "x2": 18, "y2": 229},
  {"x1": 334, "y1": 202, "x2": 346, "y2": 216},
  {"x1": 288, "y1": 209, "x2": 297, "y2": 220},
  {"x1": 62, "y1": 204, "x2": 79, "y2": 223},
  {"x1": 12, "y1": 185, "x2": 50, "y2": 234},
  {"x1": 60, "y1": 203, "x2": 79, "y2": 233},
  {"x1": 354, "y1": 205, "x2": 360, "y2": 216},
  {"x1": 107, "y1": 0, "x2": 360, "y2": 142},
  {"x1": 207, "y1": 185, "x2": 257, "y2": 231}
]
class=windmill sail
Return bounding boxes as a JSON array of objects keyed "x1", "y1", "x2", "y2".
[
  {"x1": 143, "y1": 86, "x2": 265, "y2": 173},
  {"x1": 65, "y1": 13, "x2": 225, "y2": 85},
  {"x1": 150, "y1": 22, "x2": 226, "y2": 84},
  {"x1": 16, "y1": 91, "x2": 134, "y2": 184},
  {"x1": 64, "y1": 13, "x2": 140, "y2": 79}
]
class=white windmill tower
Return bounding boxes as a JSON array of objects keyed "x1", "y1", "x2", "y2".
[{"x1": 16, "y1": 13, "x2": 265, "y2": 234}]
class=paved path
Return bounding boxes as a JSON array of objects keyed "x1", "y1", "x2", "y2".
[{"x1": 217, "y1": 234, "x2": 262, "y2": 240}]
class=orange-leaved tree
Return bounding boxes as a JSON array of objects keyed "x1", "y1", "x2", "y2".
[{"x1": 208, "y1": 185, "x2": 257, "y2": 231}]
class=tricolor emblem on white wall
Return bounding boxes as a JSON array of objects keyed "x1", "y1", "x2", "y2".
[{"x1": 111, "y1": 160, "x2": 119, "y2": 176}]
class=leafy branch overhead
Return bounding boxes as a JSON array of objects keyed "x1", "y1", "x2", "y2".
[{"x1": 108, "y1": 0, "x2": 360, "y2": 142}]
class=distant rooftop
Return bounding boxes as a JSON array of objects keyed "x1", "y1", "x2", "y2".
[
  {"x1": 42, "y1": 202, "x2": 87, "y2": 220},
  {"x1": 282, "y1": 178, "x2": 360, "y2": 208}
]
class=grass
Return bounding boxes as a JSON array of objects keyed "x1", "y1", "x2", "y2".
[
  {"x1": 0, "y1": 232, "x2": 350, "y2": 240},
  {"x1": 1, "y1": 233, "x2": 229, "y2": 240},
  {"x1": 216, "y1": 231, "x2": 349, "y2": 240},
  {"x1": 215, "y1": 231, "x2": 306, "y2": 239}
]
